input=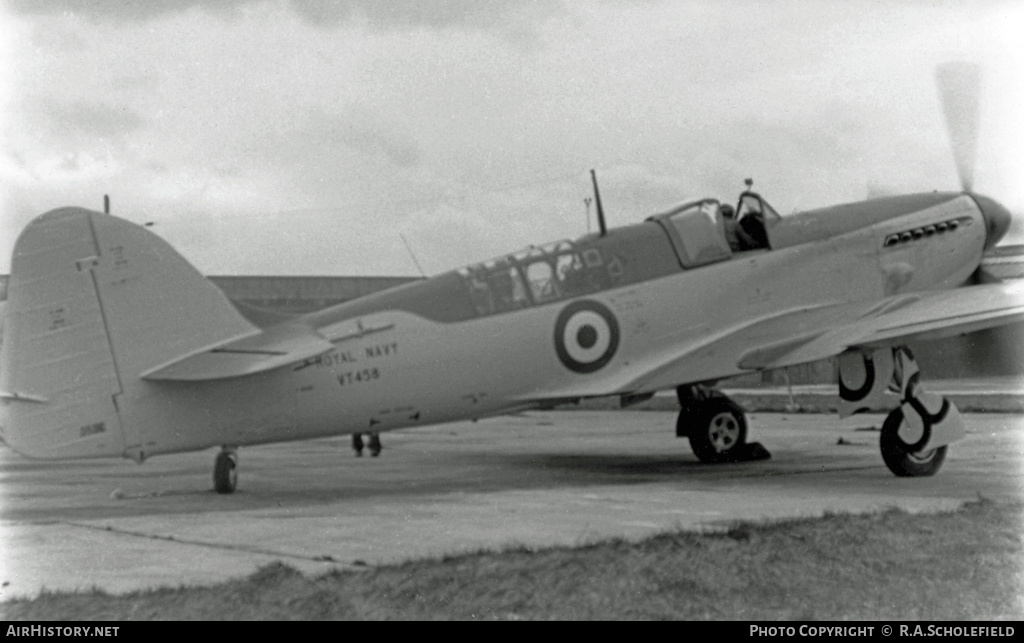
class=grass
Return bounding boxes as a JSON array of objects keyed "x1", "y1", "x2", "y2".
[{"x1": 3, "y1": 498, "x2": 1022, "y2": 620}]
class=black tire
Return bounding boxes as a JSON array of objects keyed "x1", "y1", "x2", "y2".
[
  {"x1": 687, "y1": 398, "x2": 748, "y2": 463},
  {"x1": 214, "y1": 450, "x2": 238, "y2": 494},
  {"x1": 675, "y1": 410, "x2": 690, "y2": 437},
  {"x1": 675, "y1": 385, "x2": 724, "y2": 436},
  {"x1": 879, "y1": 408, "x2": 946, "y2": 477}
]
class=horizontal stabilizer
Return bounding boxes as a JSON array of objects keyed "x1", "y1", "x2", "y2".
[{"x1": 141, "y1": 323, "x2": 334, "y2": 381}]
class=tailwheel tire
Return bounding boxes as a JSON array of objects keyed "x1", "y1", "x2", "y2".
[
  {"x1": 214, "y1": 450, "x2": 238, "y2": 494},
  {"x1": 879, "y1": 408, "x2": 946, "y2": 477},
  {"x1": 688, "y1": 398, "x2": 748, "y2": 463}
]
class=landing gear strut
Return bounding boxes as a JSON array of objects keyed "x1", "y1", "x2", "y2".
[
  {"x1": 213, "y1": 447, "x2": 238, "y2": 494},
  {"x1": 352, "y1": 433, "x2": 382, "y2": 457},
  {"x1": 676, "y1": 385, "x2": 766, "y2": 463},
  {"x1": 839, "y1": 347, "x2": 964, "y2": 477}
]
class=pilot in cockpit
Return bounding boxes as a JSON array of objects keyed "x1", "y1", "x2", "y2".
[
  {"x1": 736, "y1": 195, "x2": 770, "y2": 250},
  {"x1": 721, "y1": 203, "x2": 758, "y2": 252}
]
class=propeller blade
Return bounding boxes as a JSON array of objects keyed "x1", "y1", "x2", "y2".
[{"x1": 936, "y1": 62, "x2": 980, "y2": 192}]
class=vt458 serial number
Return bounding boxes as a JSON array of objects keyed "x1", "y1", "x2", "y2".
[{"x1": 337, "y1": 368, "x2": 381, "y2": 386}]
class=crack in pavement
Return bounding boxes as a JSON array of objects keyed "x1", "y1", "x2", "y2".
[{"x1": 63, "y1": 520, "x2": 361, "y2": 568}]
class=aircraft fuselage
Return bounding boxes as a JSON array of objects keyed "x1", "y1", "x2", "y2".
[{"x1": 111, "y1": 191, "x2": 989, "y2": 459}]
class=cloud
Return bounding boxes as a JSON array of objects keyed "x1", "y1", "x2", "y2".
[
  {"x1": 245, "y1": 105, "x2": 423, "y2": 189},
  {"x1": 327, "y1": 106, "x2": 422, "y2": 168},
  {"x1": 5, "y1": 0, "x2": 253, "y2": 23},
  {"x1": 289, "y1": 0, "x2": 562, "y2": 33},
  {"x1": 35, "y1": 99, "x2": 146, "y2": 142},
  {"x1": 3, "y1": 0, "x2": 1018, "y2": 278},
  {"x1": 7, "y1": 0, "x2": 564, "y2": 36}
]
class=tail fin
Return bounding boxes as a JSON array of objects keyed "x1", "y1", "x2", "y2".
[{"x1": 0, "y1": 207, "x2": 255, "y2": 459}]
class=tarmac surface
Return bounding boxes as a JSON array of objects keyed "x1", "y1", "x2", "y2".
[{"x1": 1, "y1": 397, "x2": 1022, "y2": 602}]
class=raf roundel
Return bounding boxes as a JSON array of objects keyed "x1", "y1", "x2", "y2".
[{"x1": 554, "y1": 300, "x2": 620, "y2": 373}]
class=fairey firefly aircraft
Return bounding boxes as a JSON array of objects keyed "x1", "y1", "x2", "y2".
[{"x1": 2, "y1": 65, "x2": 1022, "y2": 493}]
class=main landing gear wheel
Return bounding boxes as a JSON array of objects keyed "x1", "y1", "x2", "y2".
[
  {"x1": 685, "y1": 397, "x2": 748, "y2": 463},
  {"x1": 213, "y1": 449, "x2": 238, "y2": 494},
  {"x1": 879, "y1": 408, "x2": 947, "y2": 477}
]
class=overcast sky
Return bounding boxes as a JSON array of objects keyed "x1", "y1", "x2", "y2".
[{"x1": 1, "y1": 0, "x2": 1021, "y2": 276}]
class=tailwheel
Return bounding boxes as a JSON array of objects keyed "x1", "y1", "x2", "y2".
[
  {"x1": 879, "y1": 408, "x2": 946, "y2": 477},
  {"x1": 686, "y1": 397, "x2": 748, "y2": 463},
  {"x1": 213, "y1": 448, "x2": 238, "y2": 494}
]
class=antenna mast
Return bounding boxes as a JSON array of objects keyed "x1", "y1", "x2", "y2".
[
  {"x1": 399, "y1": 233, "x2": 427, "y2": 278},
  {"x1": 589, "y1": 169, "x2": 607, "y2": 237}
]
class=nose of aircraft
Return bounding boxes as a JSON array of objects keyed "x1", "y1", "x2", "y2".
[{"x1": 970, "y1": 193, "x2": 1013, "y2": 249}]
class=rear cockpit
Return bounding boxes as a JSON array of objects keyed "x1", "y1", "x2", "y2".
[{"x1": 458, "y1": 239, "x2": 626, "y2": 316}]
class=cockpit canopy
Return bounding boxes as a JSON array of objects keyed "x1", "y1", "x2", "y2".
[{"x1": 646, "y1": 191, "x2": 781, "y2": 267}]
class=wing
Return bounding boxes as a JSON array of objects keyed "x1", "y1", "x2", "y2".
[
  {"x1": 738, "y1": 281, "x2": 1024, "y2": 369},
  {"x1": 524, "y1": 281, "x2": 1024, "y2": 400}
]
